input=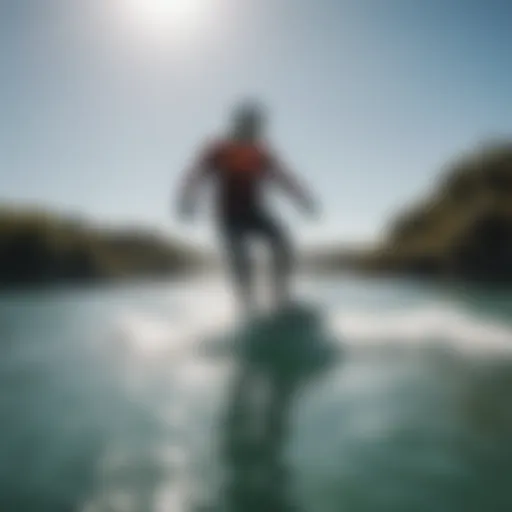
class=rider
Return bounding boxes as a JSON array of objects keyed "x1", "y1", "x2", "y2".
[{"x1": 177, "y1": 100, "x2": 317, "y2": 310}]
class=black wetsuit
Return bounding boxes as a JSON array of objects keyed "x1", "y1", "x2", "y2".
[{"x1": 204, "y1": 139, "x2": 293, "y2": 306}]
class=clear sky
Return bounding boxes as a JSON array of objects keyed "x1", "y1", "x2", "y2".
[{"x1": 1, "y1": 0, "x2": 512, "y2": 247}]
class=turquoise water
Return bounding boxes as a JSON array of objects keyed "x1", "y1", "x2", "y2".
[{"x1": 1, "y1": 275, "x2": 512, "y2": 511}]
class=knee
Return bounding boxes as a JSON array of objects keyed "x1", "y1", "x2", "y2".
[{"x1": 273, "y1": 236, "x2": 293, "y2": 267}]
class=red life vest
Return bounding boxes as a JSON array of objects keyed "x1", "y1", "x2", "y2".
[
  {"x1": 210, "y1": 140, "x2": 269, "y2": 177},
  {"x1": 204, "y1": 139, "x2": 272, "y2": 216}
]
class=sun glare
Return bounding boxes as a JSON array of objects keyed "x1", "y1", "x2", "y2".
[{"x1": 126, "y1": 0, "x2": 209, "y2": 33}]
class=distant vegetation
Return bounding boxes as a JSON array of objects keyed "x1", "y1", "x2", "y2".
[
  {"x1": 0, "y1": 206, "x2": 206, "y2": 288},
  {"x1": 6, "y1": 141, "x2": 512, "y2": 288},
  {"x1": 314, "y1": 142, "x2": 512, "y2": 283}
]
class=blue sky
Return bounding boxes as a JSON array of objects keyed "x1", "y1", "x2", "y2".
[{"x1": 1, "y1": 0, "x2": 512, "y2": 247}]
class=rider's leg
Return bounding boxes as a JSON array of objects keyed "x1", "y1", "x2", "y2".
[
  {"x1": 223, "y1": 225, "x2": 254, "y2": 311},
  {"x1": 254, "y1": 213, "x2": 293, "y2": 308}
]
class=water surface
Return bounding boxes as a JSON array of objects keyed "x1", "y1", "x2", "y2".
[{"x1": 1, "y1": 275, "x2": 512, "y2": 511}]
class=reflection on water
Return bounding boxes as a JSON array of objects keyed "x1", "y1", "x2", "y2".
[
  {"x1": 0, "y1": 277, "x2": 512, "y2": 511},
  {"x1": 219, "y1": 304, "x2": 338, "y2": 511}
]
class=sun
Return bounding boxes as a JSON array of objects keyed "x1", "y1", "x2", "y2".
[
  {"x1": 134, "y1": 0, "x2": 203, "y2": 23},
  {"x1": 127, "y1": 0, "x2": 207, "y2": 29}
]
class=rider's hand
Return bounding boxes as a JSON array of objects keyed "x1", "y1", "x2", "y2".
[
  {"x1": 177, "y1": 201, "x2": 195, "y2": 222},
  {"x1": 303, "y1": 198, "x2": 320, "y2": 220}
]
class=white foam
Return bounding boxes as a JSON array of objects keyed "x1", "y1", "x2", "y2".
[
  {"x1": 329, "y1": 303, "x2": 512, "y2": 357},
  {"x1": 111, "y1": 287, "x2": 512, "y2": 370}
]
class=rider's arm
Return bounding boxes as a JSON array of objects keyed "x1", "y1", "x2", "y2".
[
  {"x1": 267, "y1": 152, "x2": 317, "y2": 215},
  {"x1": 176, "y1": 144, "x2": 214, "y2": 218}
]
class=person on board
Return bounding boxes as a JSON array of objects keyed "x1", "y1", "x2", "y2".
[{"x1": 177, "y1": 101, "x2": 317, "y2": 311}]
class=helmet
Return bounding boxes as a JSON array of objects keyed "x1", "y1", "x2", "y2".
[{"x1": 231, "y1": 100, "x2": 266, "y2": 139}]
